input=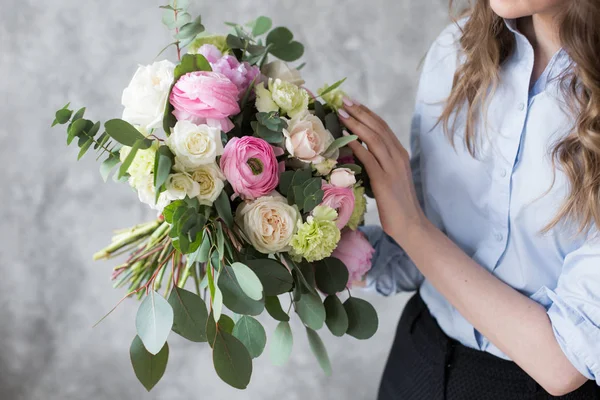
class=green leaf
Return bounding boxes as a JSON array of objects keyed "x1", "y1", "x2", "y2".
[
  {"x1": 175, "y1": 12, "x2": 192, "y2": 28},
  {"x1": 213, "y1": 331, "x2": 253, "y2": 389},
  {"x1": 174, "y1": 53, "x2": 212, "y2": 80},
  {"x1": 278, "y1": 171, "x2": 295, "y2": 196},
  {"x1": 245, "y1": 259, "x2": 293, "y2": 296},
  {"x1": 207, "y1": 311, "x2": 236, "y2": 347},
  {"x1": 265, "y1": 296, "x2": 290, "y2": 322},
  {"x1": 175, "y1": 16, "x2": 205, "y2": 40},
  {"x1": 324, "y1": 135, "x2": 358, "y2": 158},
  {"x1": 67, "y1": 118, "x2": 90, "y2": 144},
  {"x1": 303, "y1": 189, "x2": 324, "y2": 214},
  {"x1": 324, "y1": 295, "x2": 348, "y2": 337},
  {"x1": 105, "y1": 119, "x2": 153, "y2": 148},
  {"x1": 270, "y1": 321, "x2": 293, "y2": 366},
  {"x1": 253, "y1": 122, "x2": 284, "y2": 144},
  {"x1": 161, "y1": 9, "x2": 177, "y2": 29},
  {"x1": 196, "y1": 233, "x2": 211, "y2": 263},
  {"x1": 318, "y1": 78, "x2": 347, "y2": 98},
  {"x1": 153, "y1": 145, "x2": 174, "y2": 200},
  {"x1": 232, "y1": 316, "x2": 267, "y2": 358},
  {"x1": 226, "y1": 34, "x2": 245, "y2": 50},
  {"x1": 53, "y1": 108, "x2": 72, "y2": 126},
  {"x1": 218, "y1": 265, "x2": 265, "y2": 316},
  {"x1": 231, "y1": 262, "x2": 264, "y2": 301},
  {"x1": 266, "y1": 27, "x2": 304, "y2": 62},
  {"x1": 303, "y1": 178, "x2": 322, "y2": 197},
  {"x1": 266, "y1": 27, "x2": 293, "y2": 47},
  {"x1": 252, "y1": 16, "x2": 272, "y2": 36},
  {"x1": 162, "y1": 200, "x2": 186, "y2": 224},
  {"x1": 167, "y1": 287, "x2": 208, "y2": 342},
  {"x1": 305, "y1": 327, "x2": 332, "y2": 376},
  {"x1": 77, "y1": 137, "x2": 94, "y2": 160},
  {"x1": 136, "y1": 291, "x2": 174, "y2": 355},
  {"x1": 295, "y1": 292, "x2": 326, "y2": 330},
  {"x1": 213, "y1": 286, "x2": 223, "y2": 321},
  {"x1": 325, "y1": 112, "x2": 343, "y2": 139},
  {"x1": 337, "y1": 163, "x2": 362, "y2": 174},
  {"x1": 169, "y1": 0, "x2": 190, "y2": 9},
  {"x1": 118, "y1": 139, "x2": 143, "y2": 179},
  {"x1": 343, "y1": 297, "x2": 379, "y2": 340},
  {"x1": 214, "y1": 190, "x2": 233, "y2": 228},
  {"x1": 130, "y1": 336, "x2": 169, "y2": 392},
  {"x1": 100, "y1": 154, "x2": 120, "y2": 182},
  {"x1": 72, "y1": 107, "x2": 86, "y2": 122},
  {"x1": 314, "y1": 257, "x2": 349, "y2": 295},
  {"x1": 219, "y1": 314, "x2": 235, "y2": 334}
]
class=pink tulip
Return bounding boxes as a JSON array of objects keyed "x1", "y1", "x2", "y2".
[
  {"x1": 321, "y1": 182, "x2": 355, "y2": 229},
  {"x1": 220, "y1": 137, "x2": 280, "y2": 200},
  {"x1": 332, "y1": 229, "x2": 375, "y2": 288},
  {"x1": 169, "y1": 71, "x2": 240, "y2": 133}
]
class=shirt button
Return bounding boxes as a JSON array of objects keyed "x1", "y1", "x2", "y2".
[
  {"x1": 518, "y1": 102, "x2": 525, "y2": 111},
  {"x1": 494, "y1": 232, "x2": 504, "y2": 241},
  {"x1": 500, "y1": 169, "x2": 507, "y2": 177}
]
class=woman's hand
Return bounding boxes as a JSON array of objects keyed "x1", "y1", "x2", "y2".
[{"x1": 338, "y1": 98, "x2": 426, "y2": 242}]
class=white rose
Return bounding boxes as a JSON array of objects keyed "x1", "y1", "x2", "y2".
[
  {"x1": 121, "y1": 60, "x2": 175, "y2": 131},
  {"x1": 119, "y1": 142, "x2": 158, "y2": 188},
  {"x1": 167, "y1": 120, "x2": 223, "y2": 170},
  {"x1": 236, "y1": 192, "x2": 301, "y2": 254},
  {"x1": 165, "y1": 172, "x2": 201, "y2": 201},
  {"x1": 313, "y1": 159, "x2": 338, "y2": 176},
  {"x1": 137, "y1": 174, "x2": 171, "y2": 212},
  {"x1": 190, "y1": 163, "x2": 226, "y2": 205},
  {"x1": 283, "y1": 111, "x2": 335, "y2": 164},
  {"x1": 329, "y1": 168, "x2": 356, "y2": 188},
  {"x1": 261, "y1": 61, "x2": 305, "y2": 87}
]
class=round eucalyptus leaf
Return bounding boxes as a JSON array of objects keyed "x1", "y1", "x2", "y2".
[
  {"x1": 231, "y1": 262, "x2": 264, "y2": 301},
  {"x1": 218, "y1": 265, "x2": 265, "y2": 316},
  {"x1": 136, "y1": 291, "x2": 174, "y2": 355},
  {"x1": 245, "y1": 259, "x2": 293, "y2": 296},
  {"x1": 269, "y1": 321, "x2": 293, "y2": 366},
  {"x1": 232, "y1": 316, "x2": 267, "y2": 358},
  {"x1": 295, "y1": 292, "x2": 325, "y2": 330},
  {"x1": 213, "y1": 331, "x2": 253, "y2": 389},
  {"x1": 265, "y1": 296, "x2": 290, "y2": 322},
  {"x1": 343, "y1": 297, "x2": 379, "y2": 340},
  {"x1": 305, "y1": 328, "x2": 332, "y2": 376},
  {"x1": 167, "y1": 286, "x2": 208, "y2": 342},
  {"x1": 324, "y1": 295, "x2": 349, "y2": 337},
  {"x1": 314, "y1": 257, "x2": 349, "y2": 295},
  {"x1": 130, "y1": 336, "x2": 169, "y2": 392}
]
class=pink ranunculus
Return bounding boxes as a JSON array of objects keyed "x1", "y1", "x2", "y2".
[
  {"x1": 197, "y1": 44, "x2": 223, "y2": 63},
  {"x1": 220, "y1": 137, "x2": 280, "y2": 200},
  {"x1": 169, "y1": 71, "x2": 240, "y2": 133},
  {"x1": 332, "y1": 229, "x2": 375, "y2": 288},
  {"x1": 321, "y1": 182, "x2": 355, "y2": 229}
]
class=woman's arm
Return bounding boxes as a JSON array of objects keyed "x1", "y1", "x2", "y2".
[{"x1": 339, "y1": 102, "x2": 588, "y2": 396}]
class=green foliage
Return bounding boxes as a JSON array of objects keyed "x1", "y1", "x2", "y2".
[
  {"x1": 325, "y1": 112, "x2": 343, "y2": 139},
  {"x1": 285, "y1": 168, "x2": 320, "y2": 210},
  {"x1": 231, "y1": 262, "x2": 264, "y2": 301},
  {"x1": 166, "y1": 201, "x2": 206, "y2": 254},
  {"x1": 130, "y1": 336, "x2": 169, "y2": 391},
  {"x1": 251, "y1": 112, "x2": 287, "y2": 144},
  {"x1": 251, "y1": 16, "x2": 272, "y2": 36},
  {"x1": 213, "y1": 330, "x2": 253, "y2": 389},
  {"x1": 269, "y1": 321, "x2": 293, "y2": 366},
  {"x1": 266, "y1": 27, "x2": 304, "y2": 62},
  {"x1": 153, "y1": 145, "x2": 174, "y2": 201},
  {"x1": 337, "y1": 163, "x2": 362, "y2": 174},
  {"x1": 343, "y1": 297, "x2": 379, "y2": 340},
  {"x1": 118, "y1": 139, "x2": 143, "y2": 179},
  {"x1": 214, "y1": 190, "x2": 233, "y2": 228},
  {"x1": 314, "y1": 257, "x2": 349, "y2": 295},
  {"x1": 318, "y1": 78, "x2": 347, "y2": 98},
  {"x1": 52, "y1": 103, "x2": 72, "y2": 126},
  {"x1": 218, "y1": 264, "x2": 265, "y2": 316},
  {"x1": 174, "y1": 53, "x2": 212, "y2": 79},
  {"x1": 104, "y1": 119, "x2": 153, "y2": 148},
  {"x1": 175, "y1": 16, "x2": 206, "y2": 40},
  {"x1": 305, "y1": 328, "x2": 332, "y2": 376},
  {"x1": 232, "y1": 316, "x2": 267, "y2": 358},
  {"x1": 100, "y1": 154, "x2": 120, "y2": 182},
  {"x1": 167, "y1": 287, "x2": 208, "y2": 342},
  {"x1": 295, "y1": 292, "x2": 326, "y2": 330},
  {"x1": 324, "y1": 295, "x2": 348, "y2": 337},
  {"x1": 244, "y1": 259, "x2": 293, "y2": 296},
  {"x1": 265, "y1": 296, "x2": 290, "y2": 322},
  {"x1": 324, "y1": 135, "x2": 358, "y2": 158},
  {"x1": 136, "y1": 291, "x2": 174, "y2": 355}
]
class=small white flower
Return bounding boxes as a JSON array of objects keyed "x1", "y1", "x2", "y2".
[
  {"x1": 329, "y1": 168, "x2": 356, "y2": 188},
  {"x1": 261, "y1": 61, "x2": 305, "y2": 87},
  {"x1": 189, "y1": 163, "x2": 226, "y2": 206},
  {"x1": 167, "y1": 120, "x2": 223, "y2": 170},
  {"x1": 121, "y1": 60, "x2": 175, "y2": 131},
  {"x1": 236, "y1": 192, "x2": 301, "y2": 254},
  {"x1": 136, "y1": 174, "x2": 171, "y2": 212},
  {"x1": 165, "y1": 172, "x2": 201, "y2": 201}
]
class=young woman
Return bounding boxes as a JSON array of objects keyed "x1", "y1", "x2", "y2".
[{"x1": 339, "y1": 0, "x2": 600, "y2": 398}]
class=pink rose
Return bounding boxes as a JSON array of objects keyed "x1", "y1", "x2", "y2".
[
  {"x1": 198, "y1": 45, "x2": 262, "y2": 99},
  {"x1": 220, "y1": 137, "x2": 280, "y2": 200},
  {"x1": 320, "y1": 182, "x2": 355, "y2": 229},
  {"x1": 283, "y1": 112, "x2": 335, "y2": 164},
  {"x1": 169, "y1": 71, "x2": 240, "y2": 133},
  {"x1": 332, "y1": 229, "x2": 375, "y2": 288},
  {"x1": 329, "y1": 168, "x2": 356, "y2": 188}
]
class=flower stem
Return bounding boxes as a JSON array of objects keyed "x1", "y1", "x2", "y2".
[{"x1": 94, "y1": 220, "x2": 161, "y2": 260}]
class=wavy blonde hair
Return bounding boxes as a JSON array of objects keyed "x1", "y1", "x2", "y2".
[{"x1": 441, "y1": 0, "x2": 600, "y2": 232}]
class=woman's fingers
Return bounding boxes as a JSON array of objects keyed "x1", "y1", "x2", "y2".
[
  {"x1": 343, "y1": 130, "x2": 381, "y2": 175},
  {"x1": 341, "y1": 99, "x2": 400, "y2": 151},
  {"x1": 338, "y1": 109, "x2": 393, "y2": 167}
]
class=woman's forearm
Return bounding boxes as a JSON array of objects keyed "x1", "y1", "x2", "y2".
[{"x1": 395, "y1": 220, "x2": 587, "y2": 396}]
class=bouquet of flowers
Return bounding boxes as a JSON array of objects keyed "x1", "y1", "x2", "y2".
[{"x1": 52, "y1": 1, "x2": 377, "y2": 391}]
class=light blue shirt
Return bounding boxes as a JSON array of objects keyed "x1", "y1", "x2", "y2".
[{"x1": 362, "y1": 19, "x2": 600, "y2": 384}]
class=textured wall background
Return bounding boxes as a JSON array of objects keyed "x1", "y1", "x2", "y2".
[{"x1": 0, "y1": 0, "x2": 451, "y2": 399}]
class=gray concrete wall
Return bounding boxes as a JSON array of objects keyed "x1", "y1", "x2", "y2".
[{"x1": 0, "y1": 0, "x2": 451, "y2": 398}]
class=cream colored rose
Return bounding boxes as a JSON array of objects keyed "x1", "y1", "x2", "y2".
[
  {"x1": 165, "y1": 172, "x2": 201, "y2": 201},
  {"x1": 136, "y1": 174, "x2": 171, "y2": 212},
  {"x1": 119, "y1": 141, "x2": 158, "y2": 188},
  {"x1": 329, "y1": 168, "x2": 356, "y2": 188},
  {"x1": 236, "y1": 192, "x2": 301, "y2": 254},
  {"x1": 283, "y1": 111, "x2": 335, "y2": 164},
  {"x1": 167, "y1": 120, "x2": 223, "y2": 170},
  {"x1": 190, "y1": 163, "x2": 226, "y2": 206},
  {"x1": 261, "y1": 61, "x2": 305, "y2": 86}
]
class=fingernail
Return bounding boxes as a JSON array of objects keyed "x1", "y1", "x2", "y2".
[
  {"x1": 342, "y1": 130, "x2": 350, "y2": 136},
  {"x1": 338, "y1": 109, "x2": 350, "y2": 119},
  {"x1": 342, "y1": 96, "x2": 354, "y2": 107}
]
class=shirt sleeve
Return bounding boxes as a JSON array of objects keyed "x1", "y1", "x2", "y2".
[{"x1": 530, "y1": 232, "x2": 600, "y2": 384}]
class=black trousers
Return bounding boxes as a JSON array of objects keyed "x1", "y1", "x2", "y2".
[{"x1": 378, "y1": 293, "x2": 600, "y2": 400}]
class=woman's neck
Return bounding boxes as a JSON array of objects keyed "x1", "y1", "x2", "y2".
[{"x1": 517, "y1": 13, "x2": 562, "y2": 83}]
